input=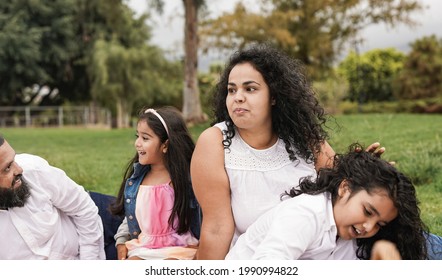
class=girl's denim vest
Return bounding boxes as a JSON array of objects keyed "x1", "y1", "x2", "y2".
[
  {"x1": 123, "y1": 163, "x2": 201, "y2": 240},
  {"x1": 124, "y1": 162, "x2": 149, "y2": 239}
]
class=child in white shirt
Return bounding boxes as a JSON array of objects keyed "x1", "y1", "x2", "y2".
[{"x1": 226, "y1": 143, "x2": 428, "y2": 260}]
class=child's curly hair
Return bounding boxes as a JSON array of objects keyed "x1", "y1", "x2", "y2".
[{"x1": 285, "y1": 143, "x2": 428, "y2": 259}]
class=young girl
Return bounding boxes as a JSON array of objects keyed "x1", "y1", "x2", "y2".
[
  {"x1": 225, "y1": 144, "x2": 428, "y2": 260},
  {"x1": 111, "y1": 106, "x2": 200, "y2": 260}
]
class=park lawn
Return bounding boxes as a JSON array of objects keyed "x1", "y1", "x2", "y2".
[
  {"x1": 2, "y1": 127, "x2": 134, "y2": 195},
  {"x1": 1, "y1": 113, "x2": 441, "y2": 235},
  {"x1": 328, "y1": 114, "x2": 442, "y2": 236}
]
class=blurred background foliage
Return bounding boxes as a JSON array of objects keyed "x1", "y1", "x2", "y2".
[{"x1": 0, "y1": 0, "x2": 441, "y2": 127}]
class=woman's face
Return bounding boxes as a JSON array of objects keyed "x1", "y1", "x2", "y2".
[
  {"x1": 333, "y1": 182, "x2": 398, "y2": 240},
  {"x1": 226, "y1": 62, "x2": 274, "y2": 131}
]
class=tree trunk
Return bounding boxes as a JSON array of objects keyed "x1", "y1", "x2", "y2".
[
  {"x1": 182, "y1": 0, "x2": 206, "y2": 124},
  {"x1": 115, "y1": 97, "x2": 130, "y2": 128}
]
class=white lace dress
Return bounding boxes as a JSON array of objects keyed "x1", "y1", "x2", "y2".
[{"x1": 214, "y1": 122, "x2": 317, "y2": 247}]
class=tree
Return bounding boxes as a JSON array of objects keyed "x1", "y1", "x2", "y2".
[
  {"x1": 90, "y1": 39, "x2": 143, "y2": 128},
  {"x1": 0, "y1": 0, "x2": 79, "y2": 106},
  {"x1": 0, "y1": 0, "x2": 153, "y2": 107},
  {"x1": 89, "y1": 38, "x2": 184, "y2": 128},
  {"x1": 200, "y1": 0, "x2": 423, "y2": 78},
  {"x1": 394, "y1": 35, "x2": 442, "y2": 100},
  {"x1": 313, "y1": 71, "x2": 348, "y2": 114},
  {"x1": 182, "y1": 0, "x2": 207, "y2": 123},
  {"x1": 338, "y1": 48, "x2": 405, "y2": 103},
  {"x1": 0, "y1": 0, "x2": 182, "y2": 127},
  {"x1": 148, "y1": 0, "x2": 207, "y2": 123},
  {"x1": 67, "y1": 0, "x2": 152, "y2": 104},
  {"x1": 88, "y1": 2, "x2": 185, "y2": 128}
]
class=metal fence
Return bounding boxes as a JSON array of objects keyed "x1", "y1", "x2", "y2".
[{"x1": 0, "y1": 106, "x2": 111, "y2": 128}]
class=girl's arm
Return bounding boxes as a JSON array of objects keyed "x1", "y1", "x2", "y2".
[
  {"x1": 371, "y1": 240, "x2": 402, "y2": 260},
  {"x1": 191, "y1": 127, "x2": 235, "y2": 259},
  {"x1": 114, "y1": 217, "x2": 129, "y2": 260},
  {"x1": 250, "y1": 198, "x2": 321, "y2": 260}
]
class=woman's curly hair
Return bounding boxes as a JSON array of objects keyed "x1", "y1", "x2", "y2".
[
  {"x1": 285, "y1": 143, "x2": 428, "y2": 259},
  {"x1": 211, "y1": 43, "x2": 328, "y2": 164}
]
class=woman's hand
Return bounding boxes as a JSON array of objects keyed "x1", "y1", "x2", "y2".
[
  {"x1": 360, "y1": 142, "x2": 395, "y2": 165},
  {"x1": 359, "y1": 142, "x2": 385, "y2": 157}
]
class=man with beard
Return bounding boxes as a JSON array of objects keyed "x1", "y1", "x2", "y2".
[{"x1": 0, "y1": 135, "x2": 105, "y2": 259}]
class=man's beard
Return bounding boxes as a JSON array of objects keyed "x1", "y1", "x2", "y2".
[{"x1": 0, "y1": 175, "x2": 31, "y2": 208}]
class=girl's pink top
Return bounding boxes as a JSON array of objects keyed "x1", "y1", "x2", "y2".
[{"x1": 125, "y1": 183, "x2": 197, "y2": 251}]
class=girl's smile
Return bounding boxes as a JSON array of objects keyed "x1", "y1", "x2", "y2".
[
  {"x1": 333, "y1": 183, "x2": 398, "y2": 240},
  {"x1": 135, "y1": 121, "x2": 166, "y2": 166}
]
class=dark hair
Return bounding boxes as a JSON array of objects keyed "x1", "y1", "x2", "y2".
[
  {"x1": 212, "y1": 43, "x2": 328, "y2": 163},
  {"x1": 285, "y1": 143, "x2": 428, "y2": 259},
  {"x1": 0, "y1": 135, "x2": 4, "y2": 146},
  {"x1": 111, "y1": 106, "x2": 195, "y2": 234}
]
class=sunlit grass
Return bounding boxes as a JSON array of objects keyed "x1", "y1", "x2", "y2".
[{"x1": 328, "y1": 114, "x2": 442, "y2": 235}]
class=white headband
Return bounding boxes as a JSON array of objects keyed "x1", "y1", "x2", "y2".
[{"x1": 144, "y1": 108, "x2": 169, "y2": 137}]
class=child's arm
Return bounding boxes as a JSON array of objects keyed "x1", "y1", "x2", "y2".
[
  {"x1": 114, "y1": 217, "x2": 130, "y2": 260},
  {"x1": 250, "y1": 198, "x2": 323, "y2": 260},
  {"x1": 252, "y1": 212, "x2": 316, "y2": 260},
  {"x1": 370, "y1": 240, "x2": 401, "y2": 260}
]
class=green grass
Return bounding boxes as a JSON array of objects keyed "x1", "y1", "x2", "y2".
[
  {"x1": 327, "y1": 114, "x2": 442, "y2": 235},
  {"x1": 2, "y1": 127, "x2": 135, "y2": 195},
  {"x1": 1, "y1": 113, "x2": 441, "y2": 235}
]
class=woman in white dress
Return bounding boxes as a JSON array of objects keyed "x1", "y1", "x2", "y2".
[{"x1": 190, "y1": 43, "x2": 385, "y2": 260}]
